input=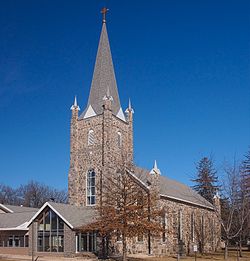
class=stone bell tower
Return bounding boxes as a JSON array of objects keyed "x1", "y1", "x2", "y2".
[{"x1": 68, "y1": 9, "x2": 134, "y2": 206}]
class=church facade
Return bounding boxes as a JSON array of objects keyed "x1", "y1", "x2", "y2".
[
  {"x1": 0, "y1": 12, "x2": 221, "y2": 258},
  {"x1": 66, "y1": 12, "x2": 221, "y2": 257}
]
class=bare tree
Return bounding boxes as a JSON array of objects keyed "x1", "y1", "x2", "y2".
[
  {"x1": 0, "y1": 183, "x2": 21, "y2": 205},
  {"x1": 214, "y1": 160, "x2": 250, "y2": 259},
  {"x1": 79, "y1": 166, "x2": 163, "y2": 261},
  {"x1": 0, "y1": 181, "x2": 67, "y2": 208},
  {"x1": 237, "y1": 149, "x2": 250, "y2": 256},
  {"x1": 18, "y1": 180, "x2": 67, "y2": 208}
]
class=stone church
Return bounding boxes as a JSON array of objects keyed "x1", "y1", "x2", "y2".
[{"x1": 0, "y1": 11, "x2": 221, "y2": 258}]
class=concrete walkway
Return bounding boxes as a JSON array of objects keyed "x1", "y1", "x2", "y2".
[{"x1": 0, "y1": 253, "x2": 97, "y2": 261}]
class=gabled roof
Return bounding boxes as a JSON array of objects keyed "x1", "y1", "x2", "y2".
[
  {"x1": 0, "y1": 204, "x2": 38, "y2": 214},
  {"x1": 0, "y1": 204, "x2": 14, "y2": 213},
  {"x1": 0, "y1": 211, "x2": 37, "y2": 231},
  {"x1": 27, "y1": 202, "x2": 97, "y2": 229},
  {"x1": 133, "y1": 166, "x2": 214, "y2": 210},
  {"x1": 80, "y1": 22, "x2": 125, "y2": 121}
]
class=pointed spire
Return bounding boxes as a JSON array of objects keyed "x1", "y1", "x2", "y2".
[
  {"x1": 150, "y1": 160, "x2": 161, "y2": 175},
  {"x1": 74, "y1": 96, "x2": 77, "y2": 107},
  {"x1": 154, "y1": 160, "x2": 158, "y2": 170},
  {"x1": 128, "y1": 98, "x2": 132, "y2": 110},
  {"x1": 70, "y1": 95, "x2": 80, "y2": 111},
  {"x1": 125, "y1": 98, "x2": 134, "y2": 114},
  {"x1": 107, "y1": 85, "x2": 110, "y2": 97},
  {"x1": 103, "y1": 86, "x2": 114, "y2": 101},
  {"x1": 80, "y1": 14, "x2": 123, "y2": 120},
  {"x1": 213, "y1": 190, "x2": 220, "y2": 199}
]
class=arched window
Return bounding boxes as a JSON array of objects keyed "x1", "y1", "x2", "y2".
[
  {"x1": 162, "y1": 212, "x2": 167, "y2": 242},
  {"x1": 88, "y1": 130, "x2": 94, "y2": 145},
  {"x1": 117, "y1": 131, "x2": 122, "y2": 148},
  {"x1": 87, "y1": 169, "x2": 96, "y2": 205},
  {"x1": 178, "y1": 209, "x2": 183, "y2": 241},
  {"x1": 191, "y1": 212, "x2": 195, "y2": 243}
]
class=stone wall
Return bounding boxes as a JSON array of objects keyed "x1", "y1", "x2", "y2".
[
  {"x1": 112, "y1": 196, "x2": 221, "y2": 257},
  {"x1": 64, "y1": 224, "x2": 76, "y2": 257},
  {"x1": 68, "y1": 105, "x2": 133, "y2": 207},
  {"x1": 28, "y1": 221, "x2": 37, "y2": 256}
]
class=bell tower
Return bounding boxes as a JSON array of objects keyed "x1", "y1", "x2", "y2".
[{"x1": 68, "y1": 9, "x2": 134, "y2": 206}]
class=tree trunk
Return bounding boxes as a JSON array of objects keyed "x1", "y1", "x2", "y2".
[
  {"x1": 239, "y1": 235, "x2": 243, "y2": 257},
  {"x1": 101, "y1": 236, "x2": 107, "y2": 259},
  {"x1": 122, "y1": 233, "x2": 127, "y2": 261},
  {"x1": 224, "y1": 239, "x2": 228, "y2": 260}
]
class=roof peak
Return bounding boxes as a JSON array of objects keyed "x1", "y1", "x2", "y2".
[
  {"x1": 150, "y1": 160, "x2": 161, "y2": 175},
  {"x1": 70, "y1": 95, "x2": 80, "y2": 111},
  {"x1": 80, "y1": 18, "x2": 123, "y2": 119}
]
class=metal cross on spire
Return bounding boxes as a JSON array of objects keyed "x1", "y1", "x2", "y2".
[{"x1": 101, "y1": 7, "x2": 109, "y2": 23}]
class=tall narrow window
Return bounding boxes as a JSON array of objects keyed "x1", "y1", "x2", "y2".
[
  {"x1": 211, "y1": 218, "x2": 215, "y2": 249},
  {"x1": 162, "y1": 212, "x2": 167, "y2": 242},
  {"x1": 88, "y1": 130, "x2": 94, "y2": 145},
  {"x1": 191, "y1": 212, "x2": 195, "y2": 243},
  {"x1": 37, "y1": 209, "x2": 64, "y2": 252},
  {"x1": 117, "y1": 131, "x2": 122, "y2": 148},
  {"x1": 201, "y1": 214, "x2": 205, "y2": 250},
  {"x1": 137, "y1": 233, "x2": 143, "y2": 242},
  {"x1": 178, "y1": 209, "x2": 183, "y2": 241},
  {"x1": 87, "y1": 169, "x2": 96, "y2": 205}
]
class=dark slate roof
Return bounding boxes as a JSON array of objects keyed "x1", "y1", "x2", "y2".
[
  {"x1": 49, "y1": 202, "x2": 97, "y2": 228},
  {"x1": 2, "y1": 204, "x2": 38, "y2": 213},
  {"x1": 0, "y1": 211, "x2": 37, "y2": 230},
  {"x1": 29, "y1": 202, "x2": 97, "y2": 229},
  {"x1": 134, "y1": 166, "x2": 214, "y2": 209},
  {"x1": 80, "y1": 22, "x2": 122, "y2": 119}
]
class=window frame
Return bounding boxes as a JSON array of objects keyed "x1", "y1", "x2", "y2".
[
  {"x1": 88, "y1": 130, "x2": 94, "y2": 146},
  {"x1": 117, "y1": 131, "x2": 122, "y2": 148},
  {"x1": 86, "y1": 169, "x2": 96, "y2": 206}
]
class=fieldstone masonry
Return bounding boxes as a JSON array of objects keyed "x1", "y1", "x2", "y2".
[{"x1": 68, "y1": 17, "x2": 221, "y2": 257}]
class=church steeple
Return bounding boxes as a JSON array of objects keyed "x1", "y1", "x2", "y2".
[
  {"x1": 68, "y1": 11, "x2": 134, "y2": 206},
  {"x1": 80, "y1": 9, "x2": 125, "y2": 121}
]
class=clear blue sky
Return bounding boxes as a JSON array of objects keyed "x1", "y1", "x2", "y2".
[{"x1": 0, "y1": 0, "x2": 249, "y2": 189}]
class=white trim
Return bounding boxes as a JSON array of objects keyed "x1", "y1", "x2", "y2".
[
  {"x1": 84, "y1": 105, "x2": 96, "y2": 119},
  {"x1": 0, "y1": 228, "x2": 28, "y2": 231},
  {"x1": 191, "y1": 212, "x2": 195, "y2": 243},
  {"x1": 75, "y1": 235, "x2": 78, "y2": 253},
  {"x1": 125, "y1": 169, "x2": 150, "y2": 191},
  {"x1": 160, "y1": 194, "x2": 214, "y2": 210},
  {"x1": 125, "y1": 171, "x2": 213, "y2": 210},
  {"x1": 86, "y1": 169, "x2": 96, "y2": 206},
  {"x1": 116, "y1": 107, "x2": 126, "y2": 122},
  {"x1": 88, "y1": 129, "x2": 95, "y2": 146},
  {"x1": 26, "y1": 202, "x2": 73, "y2": 229},
  {"x1": 179, "y1": 209, "x2": 183, "y2": 240},
  {"x1": 0, "y1": 204, "x2": 14, "y2": 213},
  {"x1": 117, "y1": 131, "x2": 122, "y2": 148},
  {"x1": 0, "y1": 221, "x2": 29, "y2": 231}
]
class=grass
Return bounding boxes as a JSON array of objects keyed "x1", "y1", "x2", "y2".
[
  {"x1": 0, "y1": 251, "x2": 250, "y2": 261},
  {"x1": 128, "y1": 250, "x2": 250, "y2": 261}
]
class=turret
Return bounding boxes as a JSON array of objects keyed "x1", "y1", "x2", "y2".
[
  {"x1": 125, "y1": 99, "x2": 134, "y2": 163},
  {"x1": 213, "y1": 190, "x2": 221, "y2": 213},
  {"x1": 68, "y1": 96, "x2": 80, "y2": 205},
  {"x1": 71, "y1": 96, "x2": 80, "y2": 119},
  {"x1": 103, "y1": 86, "x2": 113, "y2": 111},
  {"x1": 149, "y1": 160, "x2": 161, "y2": 198}
]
